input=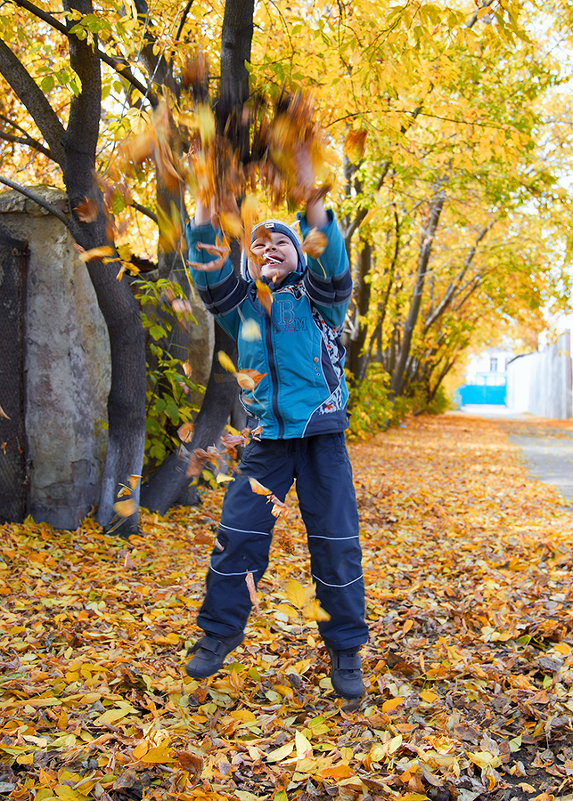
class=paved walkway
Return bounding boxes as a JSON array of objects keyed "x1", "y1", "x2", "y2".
[{"x1": 455, "y1": 406, "x2": 573, "y2": 504}]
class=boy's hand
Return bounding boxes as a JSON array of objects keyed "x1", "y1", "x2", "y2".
[{"x1": 294, "y1": 142, "x2": 328, "y2": 229}]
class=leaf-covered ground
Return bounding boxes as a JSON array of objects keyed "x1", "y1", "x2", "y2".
[{"x1": 1, "y1": 414, "x2": 573, "y2": 801}]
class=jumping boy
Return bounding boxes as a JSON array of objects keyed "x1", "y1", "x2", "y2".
[{"x1": 184, "y1": 151, "x2": 368, "y2": 699}]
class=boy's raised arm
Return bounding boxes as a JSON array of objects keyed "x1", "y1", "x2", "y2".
[{"x1": 194, "y1": 200, "x2": 212, "y2": 227}]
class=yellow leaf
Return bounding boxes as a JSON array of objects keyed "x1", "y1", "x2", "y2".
[
  {"x1": 197, "y1": 103, "x2": 215, "y2": 145},
  {"x1": 240, "y1": 319, "x2": 261, "y2": 341},
  {"x1": 381, "y1": 697, "x2": 404, "y2": 713},
  {"x1": 216, "y1": 473, "x2": 235, "y2": 484},
  {"x1": 132, "y1": 741, "x2": 148, "y2": 760},
  {"x1": 320, "y1": 764, "x2": 355, "y2": 780},
  {"x1": 140, "y1": 741, "x2": 175, "y2": 763},
  {"x1": 420, "y1": 690, "x2": 439, "y2": 703},
  {"x1": 273, "y1": 684, "x2": 294, "y2": 697},
  {"x1": 240, "y1": 193, "x2": 259, "y2": 242},
  {"x1": 217, "y1": 351, "x2": 237, "y2": 374},
  {"x1": 295, "y1": 730, "x2": 313, "y2": 760},
  {"x1": 467, "y1": 751, "x2": 502, "y2": 770},
  {"x1": 343, "y1": 129, "x2": 367, "y2": 163},
  {"x1": 266, "y1": 742, "x2": 295, "y2": 763},
  {"x1": 129, "y1": 474, "x2": 141, "y2": 489},
  {"x1": 387, "y1": 733, "x2": 402, "y2": 754},
  {"x1": 113, "y1": 499, "x2": 136, "y2": 518},
  {"x1": 302, "y1": 599, "x2": 331, "y2": 622},
  {"x1": 219, "y1": 212, "x2": 243, "y2": 239},
  {"x1": 249, "y1": 477, "x2": 272, "y2": 495},
  {"x1": 256, "y1": 280, "x2": 273, "y2": 314},
  {"x1": 302, "y1": 228, "x2": 327, "y2": 258},
  {"x1": 77, "y1": 246, "x2": 115, "y2": 263},
  {"x1": 285, "y1": 579, "x2": 313, "y2": 610}
]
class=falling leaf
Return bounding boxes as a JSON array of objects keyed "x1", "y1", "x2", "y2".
[
  {"x1": 113, "y1": 499, "x2": 136, "y2": 517},
  {"x1": 0, "y1": 404, "x2": 10, "y2": 420},
  {"x1": 178, "y1": 421, "x2": 194, "y2": 443},
  {"x1": 219, "y1": 212, "x2": 243, "y2": 239},
  {"x1": 236, "y1": 372, "x2": 255, "y2": 390},
  {"x1": 182, "y1": 361, "x2": 192, "y2": 378},
  {"x1": 236, "y1": 369, "x2": 267, "y2": 391},
  {"x1": 74, "y1": 197, "x2": 98, "y2": 222},
  {"x1": 245, "y1": 570, "x2": 259, "y2": 611},
  {"x1": 196, "y1": 103, "x2": 215, "y2": 145},
  {"x1": 171, "y1": 298, "x2": 193, "y2": 314},
  {"x1": 240, "y1": 193, "x2": 259, "y2": 244},
  {"x1": 285, "y1": 578, "x2": 313, "y2": 610},
  {"x1": 216, "y1": 473, "x2": 235, "y2": 484},
  {"x1": 343, "y1": 129, "x2": 367, "y2": 162},
  {"x1": 188, "y1": 241, "x2": 230, "y2": 272},
  {"x1": 77, "y1": 245, "x2": 115, "y2": 263},
  {"x1": 218, "y1": 351, "x2": 237, "y2": 373},
  {"x1": 303, "y1": 599, "x2": 331, "y2": 622},
  {"x1": 256, "y1": 280, "x2": 273, "y2": 314},
  {"x1": 129, "y1": 475, "x2": 141, "y2": 489},
  {"x1": 302, "y1": 228, "x2": 327, "y2": 258},
  {"x1": 240, "y1": 319, "x2": 261, "y2": 341},
  {"x1": 249, "y1": 477, "x2": 272, "y2": 496}
]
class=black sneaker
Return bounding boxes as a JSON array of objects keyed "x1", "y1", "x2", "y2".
[
  {"x1": 327, "y1": 648, "x2": 364, "y2": 699},
  {"x1": 185, "y1": 633, "x2": 244, "y2": 679}
]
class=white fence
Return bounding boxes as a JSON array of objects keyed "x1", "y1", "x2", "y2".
[{"x1": 506, "y1": 331, "x2": 572, "y2": 419}]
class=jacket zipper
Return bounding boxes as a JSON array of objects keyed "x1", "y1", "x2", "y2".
[{"x1": 265, "y1": 313, "x2": 284, "y2": 438}]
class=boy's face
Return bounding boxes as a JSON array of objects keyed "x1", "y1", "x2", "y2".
[{"x1": 248, "y1": 230, "x2": 299, "y2": 285}]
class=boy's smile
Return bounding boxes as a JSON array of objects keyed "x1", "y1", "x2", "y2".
[{"x1": 248, "y1": 231, "x2": 299, "y2": 285}]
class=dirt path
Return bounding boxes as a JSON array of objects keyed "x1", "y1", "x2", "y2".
[{"x1": 1, "y1": 414, "x2": 572, "y2": 801}]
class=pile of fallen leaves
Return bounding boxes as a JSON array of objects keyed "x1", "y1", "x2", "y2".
[{"x1": 1, "y1": 414, "x2": 572, "y2": 801}]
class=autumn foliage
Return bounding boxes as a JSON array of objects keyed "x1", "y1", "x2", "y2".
[{"x1": 1, "y1": 415, "x2": 572, "y2": 799}]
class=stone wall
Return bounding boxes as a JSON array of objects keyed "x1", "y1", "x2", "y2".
[{"x1": 0, "y1": 188, "x2": 111, "y2": 529}]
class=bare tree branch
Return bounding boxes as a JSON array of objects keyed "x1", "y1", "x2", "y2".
[
  {"x1": 0, "y1": 129, "x2": 53, "y2": 160},
  {"x1": 13, "y1": 0, "x2": 154, "y2": 103},
  {"x1": 131, "y1": 200, "x2": 158, "y2": 224},
  {"x1": 0, "y1": 39, "x2": 66, "y2": 164},
  {"x1": 0, "y1": 175, "x2": 73, "y2": 229},
  {"x1": 176, "y1": 0, "x2": 196, "y2": 43}
]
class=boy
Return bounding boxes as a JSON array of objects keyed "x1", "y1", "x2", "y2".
[{"x1": 184, "y1": 164, "x2": 368, "y2": 699}]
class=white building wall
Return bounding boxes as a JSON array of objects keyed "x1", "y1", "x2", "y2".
[{"x1": 506, "y1": 331, "x2": 572, "y2": 419}]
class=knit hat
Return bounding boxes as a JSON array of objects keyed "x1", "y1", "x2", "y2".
[{"x1": 241, "y1": 219, "x2": 307, "y2": 279}]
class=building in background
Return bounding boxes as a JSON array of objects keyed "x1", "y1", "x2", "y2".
[{"x1": 456, "y1": 346, "x2": 515, "y2": 406}]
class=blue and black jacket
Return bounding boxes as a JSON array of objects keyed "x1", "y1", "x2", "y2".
[{"x1": 186, "y1": 210, "x2": 352, "y2": 439}]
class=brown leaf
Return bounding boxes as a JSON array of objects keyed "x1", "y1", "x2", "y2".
[
  {"x1": 245, "y1": 570, "x2": 259, "y2": 611},
  {"x1": 188, "y1": 241, "x2": 230, "y2": 272},
  {"x1": 249, "y1": 477, "x2": 272, "y2": 496},
  {"x1": 343, "y1": 129, "x2": 367, "y2": 163},
  {"x1": 74, "y1": 197, "x2": 98, "y2": 223},
  {"x1": 178, "y1": 422, "x2": 194, "y2": 443},
  {"x1": 113, "y1": 499, "x2": 136, "y2": 518},
  {"x1": 0, "y1": 404, "x2": 10, "y2": 420},
  {"x1": 302, "y1": 228, "x2": 328, "y2": 258},
  {"x1": 77, "y1": 245, "x2": 115, "y2": 263},
  {"x1": 256, "y1": 280, "x2": 273, "y2": 314}
]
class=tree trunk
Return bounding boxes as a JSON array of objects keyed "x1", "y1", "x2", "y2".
[
  {"x1": 347, "y1": 238, "x2": 373, "y2": 383},
  {"x1": 140, "y1": 0, "x2": 254, "y2": 513},
  {"x1": 390, "y1": 187, "x2": 445, "y2": 397},
  {"x1": 63, "y1": 0, "x2": 147, "y2": 534}
]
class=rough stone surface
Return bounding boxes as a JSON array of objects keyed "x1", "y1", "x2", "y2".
[{"x1": 0, "y1": 188, "x2": 111, "y2": 529}]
